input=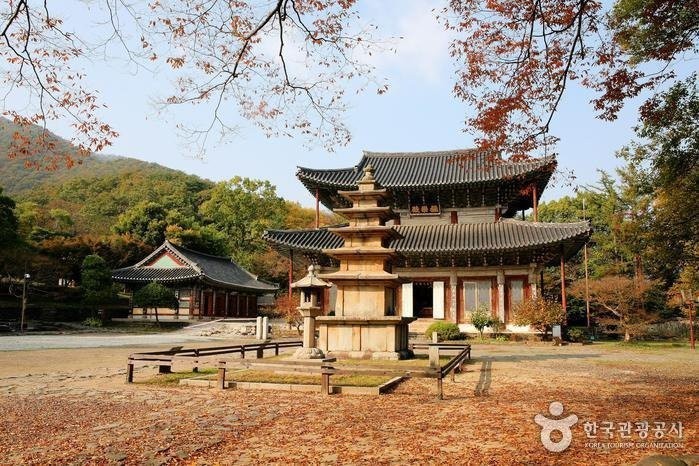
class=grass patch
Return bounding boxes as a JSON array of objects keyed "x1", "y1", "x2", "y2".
[
  {"x1": 264, "y1": 353, "x2": 452, "y2": 368},
  {"x1": 332, "y1": 354, "x2": 452, "y2": 367},
  {"x1": 138, "y1": 368, "x2": 217, "y2": 386},
  {"x1": 224, "y1": 370, "x2": 391, "y2": 387}
]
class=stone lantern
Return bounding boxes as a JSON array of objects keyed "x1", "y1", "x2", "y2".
[{"x1": 290, "y1": 265, "x2": 331, "y2": 359}]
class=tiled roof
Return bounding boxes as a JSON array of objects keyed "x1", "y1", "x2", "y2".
[
  {"x1": 391, "y1": 220, "x2": 590, "y2": 253},
  {"x1": 264, "y1": 219, "x2": 590, "y2": 256},
  {"x1": 297, "y1": 150, "x2": 556, "y2": 190},
  {"x1": 112, "y1": 241, "x2": 278, "y2": 292},
  {"x1": 263, "y1": 228, "x2": 344, "y2": 253},
  {"x1": 112, "y1": 267, "x2": 200, "y2": 283}
]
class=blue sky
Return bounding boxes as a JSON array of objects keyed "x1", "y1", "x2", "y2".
[{"x1": 36, "y1": 1, "x2": 650, "y2": 208}]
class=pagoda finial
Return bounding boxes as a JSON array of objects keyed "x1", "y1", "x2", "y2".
[{"x1": 361, "y1": 163, "x2": 375, "y2": 182}]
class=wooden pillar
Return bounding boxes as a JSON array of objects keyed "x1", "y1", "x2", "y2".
[
  {"x1": 199, "y1": 288, "x2": 205, "y2": 318},
  {"x1": 225, "y1": 292, "x2": 229, "y2": 318},
  {"x1": 288, "y1": 250, "x2": 294, "y2": 301},
  {"x1": 236, "y1": 293, "x2": 240, "y2": 317},
  {"x1": 315, "y1": 188, "x2": 320, "y2": 229},
  {"x1": 212, "y1": 289, "x2": 217, "y2": 317},
  {"x1": 532, "y1": 185, "x2": 538, "y2": 222},
  {"x1": 560, "y1": 249, "x2": 567, "y2": 316},
  {"x1": 450, "y1": 211, "x2": 458, "y2": 224}
]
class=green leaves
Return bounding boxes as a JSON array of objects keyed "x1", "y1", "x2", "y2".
[
  {"x1": 81, "y1": 254, "x2": 116, "y2": 310},
  {"x1": 199, "y1": 176, "x2": 287, "y2": 270}
]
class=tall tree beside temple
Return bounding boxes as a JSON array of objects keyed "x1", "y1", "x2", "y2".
[
  {"x1": 622, "y1": 76, "x2": 699, "y2": 286},
  {"x1": 200, "y1": 177, "x2": 287, "y2": 271},
  {"x1": 80, "y1": 255, "x2": 116, "y2": 318}
]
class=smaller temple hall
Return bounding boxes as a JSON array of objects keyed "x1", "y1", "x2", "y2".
[{"x1": 113, "y1": 240, "x2": 277, "y2": 319}]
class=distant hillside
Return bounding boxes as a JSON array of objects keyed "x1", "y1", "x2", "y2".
[{"x1": 0, "y1": 118, "x2": 191, "y2": 195}]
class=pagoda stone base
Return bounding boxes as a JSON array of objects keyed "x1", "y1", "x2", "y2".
[
  {"x1": 292, "y1": 347, "x2": 326, "y2": 359},
  {"x1": 316, "y1": 316, "x2": 416, "y2": 360}
]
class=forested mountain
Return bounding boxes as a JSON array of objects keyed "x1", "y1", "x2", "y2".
[
  {"x1": 0, "y1": 119, "x2": 334, "y2": 288},
  {"x1": 0, "y1": 118, "x2": 189, "y2": 195}
]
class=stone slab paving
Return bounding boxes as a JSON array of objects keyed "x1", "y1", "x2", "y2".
[{"x1": 0, "y1": 333, "x2": 230, "y2": 351}]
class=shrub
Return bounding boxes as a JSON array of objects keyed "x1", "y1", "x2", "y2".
[
  {"x1": 566, "y1": 327, "x2": 589, "y2": 343},
  {"x1": 513, "y1": 297, "x2": 565, "y2": 340},
  {"x1": 470, "y1": 305, "x2": 493, "y2": 339},
  {"x1": 490, "y1": 317, "x2": 505, "y2": 338},
  {"x1": 424, "y1": 322, "x2": 461, "y2": 341},
  {"x1": 83, "y1": 316, "x2": 103, "y2": 328}
]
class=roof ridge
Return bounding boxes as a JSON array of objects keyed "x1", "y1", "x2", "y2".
[
  {"x1": 297, "y1": 166, "x2": 357, "y2": 173},
  {"x1": 363, "y1": 149, "x2": 482, "y2": 159},
  {"x1": 500, "y1": 218, "x2": 591, "y2": 227},
  {"x1": 167, "y1": 241, "x2": 235, "y2": 262}
]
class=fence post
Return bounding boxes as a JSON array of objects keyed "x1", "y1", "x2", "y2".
[
  {"x1": 321, "y1": 363, "x2": 332, "y2": 395},
  {"x1": 275, "y1": 342, "x2": 279, "y2": 356},
  {"x1": 218, "y1": 360, "x2": 226, "y2": 389},
  {"x1": 437, "y1": 376, "x2": 443, "y2": 400},
  {"x1": 126, "y1": 361, "x2": 134, "y2": 384},
  {"x1": 193, "y1": 349, "x2": 199, "y2": 373},
  {"x1": 321, "y1": 371, "x2": 330, "y2": 395},
  {"x1": 429, "y1": 345, "x2": 440, "y2": 369}
]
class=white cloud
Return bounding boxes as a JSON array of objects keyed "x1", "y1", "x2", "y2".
[{"x1": 358, "y1": 0, "x2": 453, "y2": 85}]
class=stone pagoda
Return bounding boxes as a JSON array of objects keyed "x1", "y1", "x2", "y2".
[{"x1": 316, "y1": 164, "x2": 415, "y2": 359}]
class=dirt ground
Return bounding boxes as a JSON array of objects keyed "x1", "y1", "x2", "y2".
[{"x1": 0, "y1": 339, "x2": 696, "y2": 465}]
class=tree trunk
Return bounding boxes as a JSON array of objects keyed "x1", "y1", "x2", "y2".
[
  {"x1": 624, "y1": 329, "x2": 631, "y2": 342},
  {"x1": 154, "y1": 307, "x2": 160, "y2": 325}
]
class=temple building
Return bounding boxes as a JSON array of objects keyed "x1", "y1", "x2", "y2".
[
  {"x1": 112, "y1": 240, "x2": 277, "y2": 319},
  {"x1": 263, "y1": 150, "x2": 591, "y2": 333}
]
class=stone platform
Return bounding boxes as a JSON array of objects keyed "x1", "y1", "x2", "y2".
[{"x1": 316, "y1": 316, "x2": 415, "y2": 360}]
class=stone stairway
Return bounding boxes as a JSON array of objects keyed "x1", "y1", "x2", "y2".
[{"x1": 408, "y1": 318, "x2": 437, "y2": 339}]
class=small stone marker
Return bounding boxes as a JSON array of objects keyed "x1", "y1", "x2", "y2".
[
  {"x1": 262, "y1": 316, "x2": 269, "y2": 340},
  {"x1": 432, "y1": 331, "x2": 439, "y2": 343},
  {"x1": 255, "y1": 316, "x2": 263, "y2": 339},
  {"x1": 552, "y1": 325, "x2": 562, "y2": 339}
]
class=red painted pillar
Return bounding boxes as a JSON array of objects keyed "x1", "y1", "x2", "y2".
[
  {"x1": 315, "y1": 189, "x2": 320, "y2": 229},
  {"x1": 288, "y1": 250, "x2": 294, "y2": 300},
  {"x1": 560, "y1": 249, "x2": 567, "y2": 320}
]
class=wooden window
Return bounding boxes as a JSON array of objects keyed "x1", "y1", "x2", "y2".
[
  {"x1": 505, "y1": 277, "x2": 529, "y2": 323},
  {"x1": 463, "y1": 280, "x2": 492, "y2": 313},
  {"x1": 509, "y1": 279, "x2": 524, "y2": 307}
]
